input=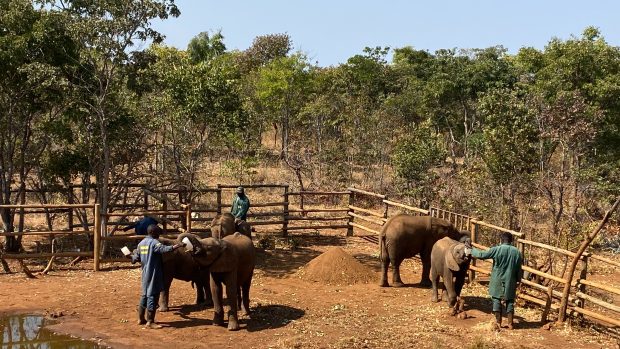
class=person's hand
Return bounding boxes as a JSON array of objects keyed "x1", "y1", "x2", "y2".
[{"x1": 172, "y1": 243, "x2": 184, "y2": 250}]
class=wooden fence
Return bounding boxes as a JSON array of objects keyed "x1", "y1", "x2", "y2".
[
  {"x1": 344, "y1": 187, "x2": 620, "y2": 328},
  {"x1": 2, "y1": 184, "x2": 619, "y2": 328}
]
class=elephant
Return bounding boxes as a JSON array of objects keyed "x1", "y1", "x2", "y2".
[
  {"x1": 379, "y1": 214, "x2": 464, "y2": 287},
  {"x1": 178, "y1": 232, "x2": 256, "y2": 331},
  {"x1": 430, "y1": 236, "x2": 471, "y2": 308},
  {"x1": 158, "y1": 237, "x2": 212, "y2": 312},
  {"x1": 209, "y1": 213, "x2": 252, "y2": 239}
]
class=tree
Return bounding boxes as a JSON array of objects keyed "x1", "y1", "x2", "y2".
[
  {"x1": 187, "y1": 30, "x2": 226, "y2": 63},
  {"x1": 0, "y1": 0, "x2": 78, "y2": 251},
  {"x1": 478, "y1": 88, "x2": 539, "y2": 229},
  {"x1": 44, "y1": 0, "x2": 180, "y2": 228}
]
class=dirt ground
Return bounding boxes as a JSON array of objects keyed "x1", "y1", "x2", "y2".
[{"x1": 1, "y1": 233, "x2": 619, "y2": 349}]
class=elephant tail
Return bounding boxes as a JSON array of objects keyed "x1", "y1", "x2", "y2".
[{"x1": 379, "y1": 232, "x2": 388, "y2": 262}]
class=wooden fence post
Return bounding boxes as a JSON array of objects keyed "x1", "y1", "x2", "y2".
[
  {"x1": 162, "y1": 193, "x2": 168, "y2": 232},
  {"x1": 143, "y1": 189, "x2": 149, "y2": 211},
  {"x1": 383, "y1": 195, "x2": 389, "y2": 221},
  {"x1": 216, "y1": 185, "x2": 222, "y2": 214},
  {"x1": 347, "y1": 190, "x2": 355, "y2": 236},
  {"x1": 577, "y1": 255, "x2": 589, "y2": 309},
  {"x1": 93, "y1": 203, "x2": 101, "y2": 271},
  {"x1": 185, "y1": 204, "x2": 192, "y2": 234},
  {"x1": 67, "y1": 187, "x2": 74, "y2": 232},
  {"x1": 468, "y1": 220, "x2": 478, "y2": 282},
  {"x1": 283, "y1": 185, "x2": 289, "y2": 237}
]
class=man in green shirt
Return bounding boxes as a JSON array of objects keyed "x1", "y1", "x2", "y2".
[
  {"x1": 231, "y1": 186, "x2": 250, "y2": 221},
  {"x1": 468, "y1": 232, "x2": 523, "y2": 330}
]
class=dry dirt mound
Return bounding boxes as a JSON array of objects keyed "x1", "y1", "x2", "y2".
[{"x1": 296, "y1": 247, "x2": 376, "y2": 286}]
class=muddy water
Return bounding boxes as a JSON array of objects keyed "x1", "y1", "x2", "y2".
[{"x1": 0, "y1": 314, "x2": 107, "y2": 348}]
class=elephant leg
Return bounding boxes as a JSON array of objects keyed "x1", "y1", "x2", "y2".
[
  {"x1": 241, "y1": 276, "x2": 252, "y2": 317},
  {"x1": 195, "y1": 280, "x2": 205, "y2": 305},
  {"x1": 160, "y1": 276, "x2": 173, "y2": 312},
  {"x1": 431, "y1": 268, "x2": 439, "y2": 302},
  {"x1": 419, "y1": 249, "x2": 432, "y2": 287},
  {"x1": 379, "y1": 256, "x2": 390, "y2": 287},
  {"x1": 225, "y1": 274, "x2": 240, "y2": 331},
  {"x1": 454, "y1": 275, "x2": 465, "y2": 298},
  {"x1": 203, "y1": 283, "x2": 214, "y2": 307},
  {"x1": 210, "y1": 274, "x2": 225, "y2": 326},
  {"x1": 444, "y1": 274, "x2": 457, "y2": 308},
  {"x1": 392, "y1": 258, "x2": 405, "y2": 287}
]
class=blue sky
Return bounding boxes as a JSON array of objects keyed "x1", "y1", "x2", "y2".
[{"x1": 152, "y1": 0, "x2": 620, "y2": 66}]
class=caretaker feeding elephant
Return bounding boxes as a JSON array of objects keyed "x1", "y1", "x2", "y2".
[{"x1": 379, "y1": 214, "x2": 468, "y2": 287}]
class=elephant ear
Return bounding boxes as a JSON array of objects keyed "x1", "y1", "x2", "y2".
[{"x1": 446, "y1": 244, "x2": 461, "y2": 272}]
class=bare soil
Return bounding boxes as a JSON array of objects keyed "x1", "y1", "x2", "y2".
[{"x1": 1, "y1": 233, "x2": 618, "y2": 349}]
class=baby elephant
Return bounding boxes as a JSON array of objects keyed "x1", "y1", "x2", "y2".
[{"x1": 430, "y1": 236, "x2": 471, "y2": 307}]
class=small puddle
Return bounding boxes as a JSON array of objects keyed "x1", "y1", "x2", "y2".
[{"x1": 0, "y1": 314, "x2": 107, "y2": 348}]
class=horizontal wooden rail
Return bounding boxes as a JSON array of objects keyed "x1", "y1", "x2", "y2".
[
  {"x1": 250, "y1": 220, "x2": 286, "y2": 226},
  {"x1": 22, "y1": 209, "x2": 70, "y2": 214},
  {"x1": 587, "y1": 253, "x2": 620, "y2": 268},
  {"x1": 101, "y1": 234, "x2": 180, "y2": 241},
  {"x1": 191, "y1": 209, "x2": 219, "y2": 213},
  {"x1": 382, "y1": 200, "x2": 429, "y2": 215},
  {"x1": 3, "y1": 251, "x2": 93, "y2": 259},
  {"x1": 288, "y1": 191, "x2": 350, "y2": 195},
  {"x1": 521, "y1": 265, "x2": 567, "y2": 284},
  {"x1": 348, "y1": 212, "x2": 385, "y2": 226},
  {"x1": 470, "y1": 219, "x2": 524, "y2": 238},
  {"x1": 286, "y1": 224, "x2": 349, "y2": 230},
  {"x1": 0, "y1": 230, "x2": 93, "y2": 237},
  {"x1": 576, "y1": 292, "x2": 620, "y2": 313},
  {"x1": 571, "y1": 306, "x2": 620, "y2": 327},
  {"x1": 104, "y1": 210, "x2": 186, "y2": 217},
  {"x1": 518, "y1": 293, "x2": 559, "y2": 310},
  {"x1": 287, "y1": 208, "x2": 349, "y2": 213},
  {"x1": 286, "y1": 216, "x2": 348, "y2": 221},
  {"x1": 346, "y1": 187, "x2": 386, "y2": 199},
  {"x1": 348, "y1": 222, "x2": 380, "y2": 235},
  {"x1": 218, "y1": 184, "x2": 287, "y2": 188},
  {"x1": 0, "y1": 204, "x2": 94, "y2": 209},
  {"x1": 517, "y1": 238, "x2": 578, "y2": 258},
  {"x1": 220, "y1": 202, "x2": 287, "y2": 209},
  {"x1": 348, "y1": 205, "x2": 385, "y2": 218},
  {"x1": 520, "y1": 279, "x2": 579, "y2": 303},
  {"x1": 247, "y1": 212, "x2": 286, "y2": 218},
  {"x1": 578, "y1": 279, "x2": 620, "y2": 295}
]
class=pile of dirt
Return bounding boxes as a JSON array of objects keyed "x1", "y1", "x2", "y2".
[{"x1": 296, "y1": 247, "x2": 376, "y2": 286}]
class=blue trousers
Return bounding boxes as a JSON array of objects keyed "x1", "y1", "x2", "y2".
[
  {"x1": 139, "y1": 294, "x2": 160, "y2": 311},
  {"x1": 492, "y1": 297, "x2": 514, "y2": 314}
]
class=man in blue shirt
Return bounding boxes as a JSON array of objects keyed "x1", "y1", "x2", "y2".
[
  {"x1": 131, "y1": 224, "x2": 183, "y2": 329},
  {"x1": 123, "y1": 215, "x2": 159, "y2": 235}
]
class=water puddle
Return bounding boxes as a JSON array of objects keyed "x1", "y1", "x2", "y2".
[{"x1": 0, "y1": 314, "x2": 107, "y2": 348}]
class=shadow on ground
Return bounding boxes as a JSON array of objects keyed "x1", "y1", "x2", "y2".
[
  {"x1": 463, "y1": 295, "x2": 543, "y2": 330},
  {"x1": 247, "y1": 304, "x2": 305, "y2": 332}
]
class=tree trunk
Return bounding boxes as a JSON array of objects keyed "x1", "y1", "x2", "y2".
[{"x1": 557, "y1": 197, "x2": 620, "y2": 322}]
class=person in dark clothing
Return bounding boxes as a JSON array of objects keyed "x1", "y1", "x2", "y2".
[
  {"x1": 231, "y1": 186, "x2": 250, "y2": 221},
  {"x1": 123, "y1": 215, "x2": 159, "y2": 235},
  {"x1": 131, "y1": 224, "x2": 183, "y2": 329},
  {"x1": 467, "y1": 232, "x2": 523, "y2": 330}
]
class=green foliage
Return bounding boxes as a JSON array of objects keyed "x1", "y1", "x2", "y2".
[
  {"x1": 478, "y1": 88, "x2": 538, "y2": 186},
  {"x1": 392, "y1": 124, "x2": 445, "y2": 185},
  {"x1": 187, "y1": 30, "x2": 226, "y2": 63}
]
